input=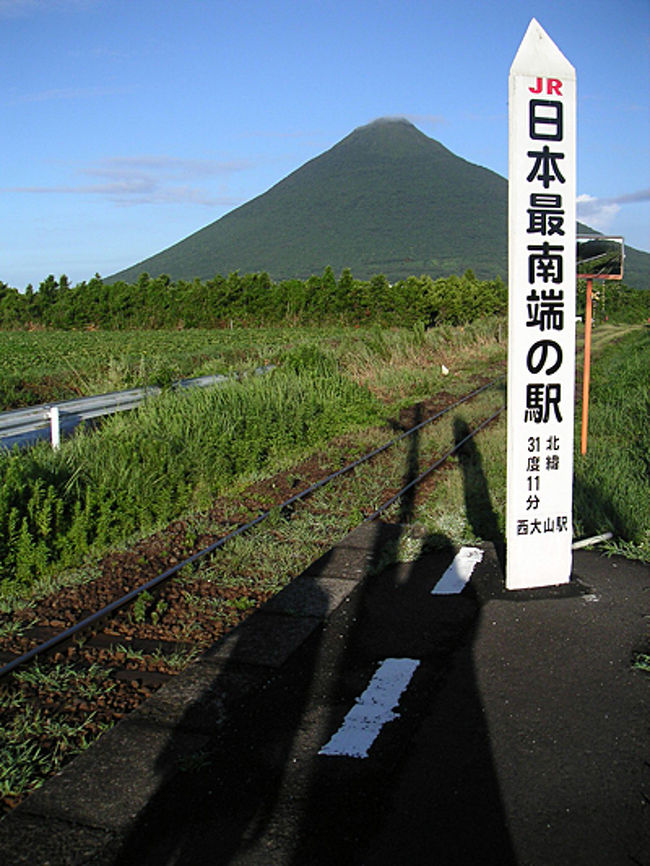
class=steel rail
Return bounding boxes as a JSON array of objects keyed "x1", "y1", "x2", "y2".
[
  {"x1": 364, "y1": 405, "x2": 505, "y2": 521},
  {"x1": 0, "y1": 378, "x2": 504, "y2": 678}
]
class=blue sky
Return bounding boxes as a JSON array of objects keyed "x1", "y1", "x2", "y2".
[{"x1": 1, "y1": 0, "x2": 648, "y2": 289}]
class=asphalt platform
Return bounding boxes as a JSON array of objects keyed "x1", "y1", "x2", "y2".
[{"x1": 1, "y1": 521, "x2": 648, "y2": 866}]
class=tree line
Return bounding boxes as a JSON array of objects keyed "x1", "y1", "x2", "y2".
[
  {"x1": 575, "y1": 279, "x2": 650, "y2": 325},
  {"x1": 0, "y1": 268, "x2": 505, "y2": 329},
  {"x1": 0, "y1": 267, "x2": 647, "y2": 330}
]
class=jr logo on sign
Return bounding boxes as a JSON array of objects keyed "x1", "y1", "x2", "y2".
[{"x1": 529, "y1": 77, "x2": 563, "y2": 94}]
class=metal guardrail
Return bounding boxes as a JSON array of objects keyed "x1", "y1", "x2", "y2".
[{"x1": 0, "y1": 367, "x2": 274, "y2": 451}]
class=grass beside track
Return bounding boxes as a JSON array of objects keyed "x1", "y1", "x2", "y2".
[
  {"x1": 415, "y1": 323, "x2": 649, "y2": 563},
  {"x1": 573, "y1": 326, "x2": 649, "y2": 561},
  {"x1": 0, "y1": 320, "x2": 506, "y2": 599}
]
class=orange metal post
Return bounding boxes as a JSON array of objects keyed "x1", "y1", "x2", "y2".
[{"x1": 580, "y1": 278, "x2": 593, "y2": 455}]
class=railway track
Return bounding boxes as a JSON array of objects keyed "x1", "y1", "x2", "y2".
[{"x1": 0, "y1": 379, "x2": 505, "y2": 812}]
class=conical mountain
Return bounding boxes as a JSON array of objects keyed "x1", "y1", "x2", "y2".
[{"x1": 108, "y1": 118, "x2": 650, "y2": 288}]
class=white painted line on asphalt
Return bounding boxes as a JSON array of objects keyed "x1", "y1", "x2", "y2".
[
  {"x1": 432, "y1": 546, "x2": 484, "y2": 595},
  {"x1": 318, "y1": 658, "x2": 420, "y2": 759}
]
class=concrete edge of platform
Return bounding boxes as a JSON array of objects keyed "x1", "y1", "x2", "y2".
[{"x1": 0, "y1": 521, "x2": 408, "y2": 864}]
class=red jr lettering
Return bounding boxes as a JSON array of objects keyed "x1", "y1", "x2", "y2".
[{"x1": 529, "y1": 77, "x2": 563, "y2": 95}]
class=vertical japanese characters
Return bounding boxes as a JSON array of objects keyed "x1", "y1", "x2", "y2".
[
  {"x1": 519, "y1": 84, "x2": 570, "y2": 537},
  {"x1": 507, "y1": 20, "x2": 576, "y2": 589}
]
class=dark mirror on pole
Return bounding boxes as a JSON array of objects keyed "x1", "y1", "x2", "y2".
[{"x1": 577, "y1": 235, "x2": 624, "y2": 279}]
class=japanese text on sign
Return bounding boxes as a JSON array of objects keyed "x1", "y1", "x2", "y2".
[{"x1": 507, "y1": 19, "x2": 576, "y2": 589}]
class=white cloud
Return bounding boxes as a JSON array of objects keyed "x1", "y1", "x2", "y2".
[
  {"x1": 404, "y1": 113, "x2": 447, "y2": 128},
  {"x1": 577, "y1": 194, "x2": 620, "y2": 231},
  {"x1": 577, "y1": 188, "x2": 649, "y2": 232},
  {"x1": 609, "y1": 188, "x2": 650, "y2": 205},
  {"x1": 9, "y1": 85, "x2": 134, "y2": 104},
  {"x1": 4, "y1": 155, "x2": 253, "y2": 206},
  {"x1": 83, "y1": 155, "x2": 252, "y2": 180}
]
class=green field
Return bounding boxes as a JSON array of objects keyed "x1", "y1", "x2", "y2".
[
  {"x1": 0, "y1": 320, "x2": 647, "y2": 604},
  {"x1": 0, "y1": 321, "x2": 508, "y2": 411},
  {"x1": 0, "y1": 328, "x2": 311, "y2": 410}
]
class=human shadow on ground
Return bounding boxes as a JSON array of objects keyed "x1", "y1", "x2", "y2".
[
  {"x1": 285, "y1": 411, "x2": 515, "y2": 866},
  {"x1": 453, "y1": 415, "x2": 505, "y2": 571},
  {"x1": 108, "y1": 408, "x2": 516, "y2": 865}
]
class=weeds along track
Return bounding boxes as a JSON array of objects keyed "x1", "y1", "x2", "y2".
[{"x1": 0, "y1": 378, "x2": 504, "y2": 812}]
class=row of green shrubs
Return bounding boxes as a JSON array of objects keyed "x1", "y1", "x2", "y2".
[
  {"x1": 0, "y1": 347, "x2": 383, "y2": 595},
  {"x1": 2, "y1": 267, "x2": 649, "y2": 333},
  {"x1": 0, "y1": 268, "x2": 506, "y2": 330}
]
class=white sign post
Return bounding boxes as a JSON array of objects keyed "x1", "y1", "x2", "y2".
[{"x1": 506, "y1": 19, "x2": 576, "y2": 590}]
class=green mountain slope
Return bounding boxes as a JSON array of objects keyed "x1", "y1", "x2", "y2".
[
  {"x1": 108, "y1": 118, "x2": 650, "y2": 289},
  {"x1": 620, "y1": 244, "x2": 650, "y2": 290}
]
